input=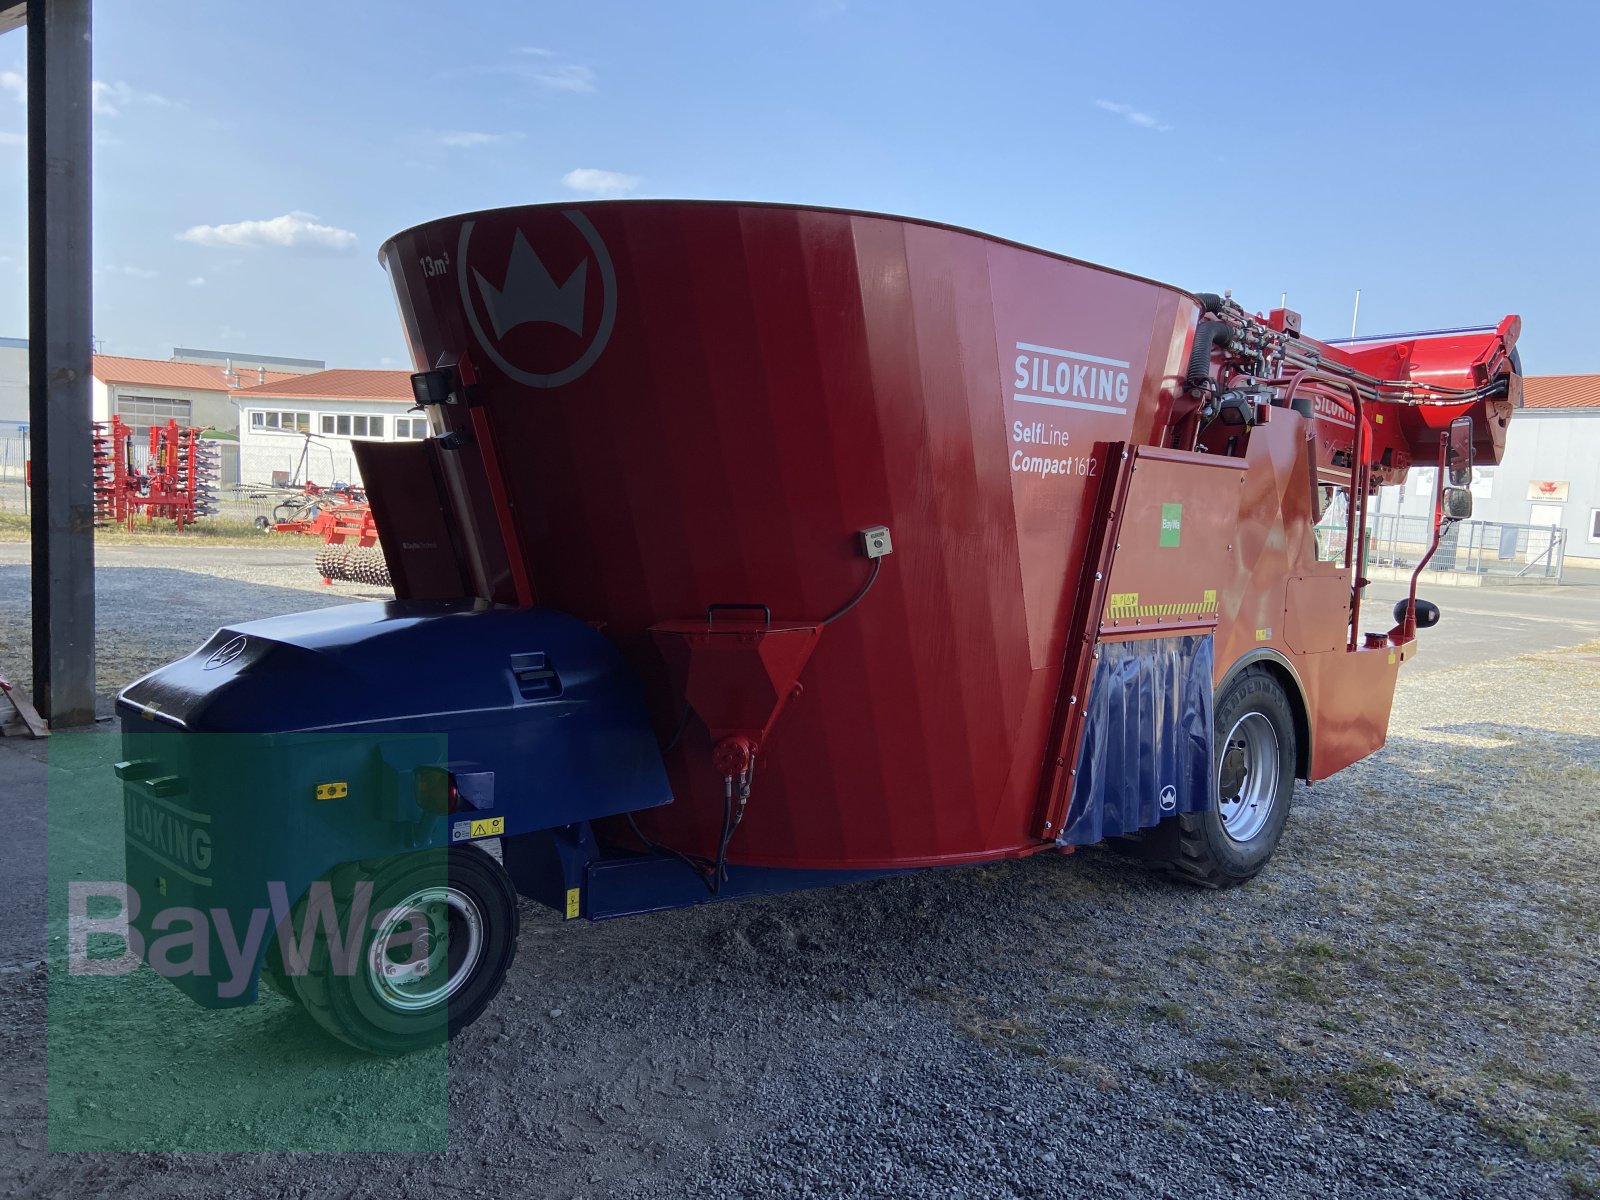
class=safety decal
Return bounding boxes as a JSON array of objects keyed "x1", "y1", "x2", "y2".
[
  {"x1": 565, "y1": 887, "x2": 581, "y2": 920},
  {"x1": 1255, "y1": 627, "x2": 1274, "y2": 642},
  {"x1": 451, "y1": 816, "x2": 506, "y2": 842},
  {"x1": 1105, "y1": 589, "x2": 1218, "y2": 622}
]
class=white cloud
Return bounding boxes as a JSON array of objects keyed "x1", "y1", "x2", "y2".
[
  {"x1": 562, "y1": 167, "x2": 640, "y2": 197},
  {"x1": 439, "y1": 130, "x2": 522, "y2": 148},
  {"x1": 177, "y1": 211, "x2": 358, "y2": 254},
  {"x1": 0, "y1": 71, "x2": 23, "y2": 103},
  {"x1": 92, "y1": 80, "x2": 172, "y2": 117},
  {"x1": 1094, "y1": 99, "x2": 1170, "y2": 132},
  {"x1": 0, "y1": 130, "x2": 22, "y2": 147},
  {"x1": 456, "y1": 51, "x2": 597, "y2": 94},
  {"x1": 100, "y1": 263, "x2": 159, "y2": 279},
  {"x1": 530, "y1": 63, "x2": 596, "y2": 93},
  {"x1": 188, "y1": 276, "x2": 206, "y2": 287}
]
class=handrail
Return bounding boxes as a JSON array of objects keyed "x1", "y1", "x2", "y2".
[{"x1": 1276, "y1": 370, "x2": 1368, "y2": 650}]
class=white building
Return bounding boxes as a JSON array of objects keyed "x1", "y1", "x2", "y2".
[
  {"x1": 86, "y1": 353, "x2": 324, "y2": 486},
  {"x1": 234, "y1": 369, "x2": 418, "y2": 487},
  {"x1": 1377, "y1": 375, "x2": 1600, "y2": 564}
]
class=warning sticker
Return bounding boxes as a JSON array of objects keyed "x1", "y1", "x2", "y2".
[
  {"x1": 451, "y1": 816, "x2": 505, "y2": 841},
  {"x1": 1105, "y1": 589, "x2": 1219, "y2": 622}
]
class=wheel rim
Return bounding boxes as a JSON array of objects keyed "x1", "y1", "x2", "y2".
[
  {"x1": 1216, "y1": 712, "x2": 1280, "y2": 844},
  {"x1": 367, "y1": 885, "x2": 484, "y2": 1013}
]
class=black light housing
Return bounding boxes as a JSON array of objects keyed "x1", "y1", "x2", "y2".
[
  {"x1": 1216, "y1": 392, "x2": 1255, "y2": 428},
  {"x1": 410, "y1": 368, "x2": 455, "y2": 407}
]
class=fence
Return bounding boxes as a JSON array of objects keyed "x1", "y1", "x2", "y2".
[
  {"x1": 0, "y1": 430, "x2": 237, "y2": 484},
  {"x1": 1368, "y1": 513, "x2": 1567, "y2": 583},
  {"x1": 0, "y1": 431, "x2": 25, "y2": 482}
]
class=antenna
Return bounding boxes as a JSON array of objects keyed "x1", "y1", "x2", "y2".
[{"x1": 1350, "y1": 289, "x2": 1362, "y2": 339}]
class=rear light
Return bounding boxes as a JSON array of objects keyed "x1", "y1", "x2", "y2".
[{"x1": 416, "y1": 766, "x2": 460, "y2": 815}]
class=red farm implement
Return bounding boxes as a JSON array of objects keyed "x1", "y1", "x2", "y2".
[
  {"x1": 269, "y1": 491, "x2": 393, "y2": 588},
  {"x1": 92, "y1": 416, "x2": 219, "y2": 530}
]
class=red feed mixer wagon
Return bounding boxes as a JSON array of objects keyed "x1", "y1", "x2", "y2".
[{"x1": 116, "y1": 201, "x2": 1520, "y2": 1053}]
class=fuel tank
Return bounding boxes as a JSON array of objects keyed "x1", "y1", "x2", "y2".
[{"x1": 378, "y1": 201, "x2": 1200, "y2": 869}]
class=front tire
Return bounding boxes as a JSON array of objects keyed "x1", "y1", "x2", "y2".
[
  {"x1": 282, "y1": 846, "x2": 519, "y2": 1054},
  {"x1": 1167, "y1": 666, "x2": 1297, "y2": 888}
]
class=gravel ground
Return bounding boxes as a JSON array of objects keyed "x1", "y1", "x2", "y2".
[
  {"x1": 0, "y1": 539, "x2": 387, "y2": 698},
  {"x1": 2, "y1": 547, "x2": 1597, "y2": 1198}
]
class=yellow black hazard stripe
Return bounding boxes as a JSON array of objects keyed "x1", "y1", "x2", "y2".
[{"x1": 1105, "y1": 589, "x2": 1218, "y2": 621}]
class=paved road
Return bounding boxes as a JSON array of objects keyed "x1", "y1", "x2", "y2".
[{"x1": 1362, "y1": 574, "x2": 1600, "y2": 673}]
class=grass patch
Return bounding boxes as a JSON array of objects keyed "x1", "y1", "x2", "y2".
[
  {"x1": 1186, "y1": 1051, "x2": 1304, "y2": 1101},
  {"x1": 1051, "y1": 1055, "x2": 1123, "y2": 1091},
  {"x1": 1187, "y1": 1057, "x2": 1239, "y2": 1086},
  {"x1": 1328, "y1": 1058, "x2": 1404, "y2": 1112},
  {"x1": 0, "y1": 510, "x2": 277, "y2": 547},
  {"x1": 1477, "y1": 1110, "x2": 1597, "y2": 1164},
  {"x1": 1048, "y1": 992, "x2": 1138, "y2": 1018},
  {"x1": 1148, "y1": 1000, "x2": 1188, "y2": 1025}
]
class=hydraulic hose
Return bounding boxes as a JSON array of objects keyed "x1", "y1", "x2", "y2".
[{"x1": 1187, "y1": 321, "x2": 1236, "y2": 390}]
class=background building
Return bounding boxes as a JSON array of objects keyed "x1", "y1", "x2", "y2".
[
  {"x1": 234, "y1": 369, "x2": 416, "y2": 487},
  {"x1": 1377, "y1": 376, "x2": 1600, "y2": 564}
]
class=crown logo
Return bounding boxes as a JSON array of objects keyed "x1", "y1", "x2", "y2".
[{"x1": 473, "y1": 230, "x2": 588, "y2": 338}]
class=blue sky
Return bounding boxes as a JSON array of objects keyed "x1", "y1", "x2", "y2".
[{"x1": 0, "y1": 0, "x2": 1593, "y2": 372}]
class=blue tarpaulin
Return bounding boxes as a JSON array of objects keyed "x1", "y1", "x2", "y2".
[{"x1": 1057, "y1": 634, "x2": 1214, "y2": 846}]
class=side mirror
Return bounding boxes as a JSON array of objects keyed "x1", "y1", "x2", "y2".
[{"x1": 1442, "y1": 486, "x2": 1473, "y2": 520}]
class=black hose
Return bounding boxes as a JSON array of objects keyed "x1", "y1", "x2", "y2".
[
  {"x1": 822, "y1": 556, "x2": 882, "y2": 625},
  {"x1": 1193, "y1": 292, "x2": 1228, "y2": 316},
  {"x1": 1186, "y1": 321, "x2": 1235, "y2": 389}
]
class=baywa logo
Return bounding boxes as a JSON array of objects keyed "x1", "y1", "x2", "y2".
[{"x1": 458, "y1": 210, "x2": 618, "y2": 389}]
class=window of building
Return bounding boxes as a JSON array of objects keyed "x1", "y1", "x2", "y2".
[
  {"x1": 319, "y1": 413, "x2": 385, "y2": 439},
  {"x1": 394, "y1": 416, "x2": 429, "y2": 439},
  {"x1": 249, "y1": 409, "x2": 311, "y2": 434},
  {"x1": 1590, "y1": 509, "x2": 1600, "y2": 544},
  {"x1": 116, "y1": 394, "x2": 193, "y2": 435}
]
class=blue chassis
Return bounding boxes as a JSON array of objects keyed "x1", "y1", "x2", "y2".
[{"x1": 504, "y1": 822, "x2": 905, "y2": 922}]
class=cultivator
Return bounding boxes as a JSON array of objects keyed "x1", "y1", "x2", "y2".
[
  {"x1": 92, "y1": 416, "x2": 220, "y2": 529},
  {"x1": 310, "y1": 505, "x2": 393, "y2": 588},
  {"x1": 266, "y1": 489, "x2": 393, "y2": 587}
]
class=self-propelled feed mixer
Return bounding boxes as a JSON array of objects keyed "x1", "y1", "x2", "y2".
[{"x1": 116, "y1": 201, "x2": 1522, "y2": 1053}]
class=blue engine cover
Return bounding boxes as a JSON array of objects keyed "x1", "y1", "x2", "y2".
[{"x1": 115, "y1": 600, "x2": 672, "y2": 1007}]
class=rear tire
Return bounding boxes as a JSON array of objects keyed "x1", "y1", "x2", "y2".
[
  {"x1": 280, "y1": 846, "x2": 519, "y2": 1054},
  {"x1": 1151, "y1": 666, "x2": 1297, "y2": 888}
]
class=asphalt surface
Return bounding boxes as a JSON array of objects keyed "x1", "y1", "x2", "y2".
[{"x1": 1361, "y1": 574, "x2": 1600, "y2": 672}]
